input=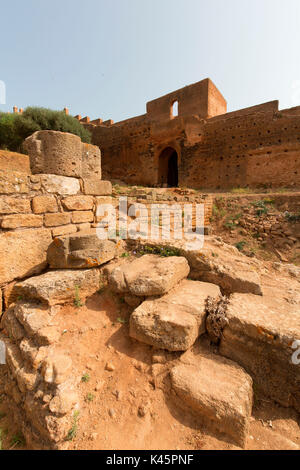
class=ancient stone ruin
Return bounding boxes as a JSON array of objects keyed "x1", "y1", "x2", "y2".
[{"x1": 0, "y1": 82, "x2": 299, "y2": 450}]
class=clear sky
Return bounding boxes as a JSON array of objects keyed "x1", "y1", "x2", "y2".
[{"x1": 1, "y1": 0, "x2": 300, "y2": 122}]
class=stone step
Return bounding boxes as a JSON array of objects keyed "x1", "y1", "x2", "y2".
[
  {"x1": 108, "y1": 254, "x2": 190, "y2": 297},
  {"x1": 129, "y1": 280, "x2": 221, "y2": 351},
  {"x1": 14, "y1": 269, "x2": 100, "y2": 306},
  {"x1": 127, "y1": 237, "x2": 263, "y2": 296},
  {"x1": 170, "y1": 351, "x2": 253, "y2": 447},
  {"x1": 219, "y1": 292, "x2": 300, "y2": 412}
]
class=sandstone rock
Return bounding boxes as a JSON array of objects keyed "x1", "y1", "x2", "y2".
[
  {"x1": 40, "y1": 174, "x2": 80, "y2": 196},
  {"x1": 0, "y1": 228, "x2": 52, "y2": 285},
  {"x1": 81, "y1": 143, "x2": 102, "y2": 179},
  {"x1": 32, "y1": 196, "x2": 58, "y2": 214},
  {"x1": 170, "y1": 354, "x2": 253, "y2": 447},
  {"x1": 0, "y1": 169, "x2": 29, "y2": 194},
  {"x1": 0, "y1": 197, "x2": 31, "y2": 214},
  {"x1": 219, "y1": 293, "x2": 300, "y2": 412},
  {"x1": 130, "y1": 280, "x2": 220, "y2": 351},
  {"x1": 19, "y1": 338, "x2": 49, "y2": 369},
  {"x1": 1, "y1": 213, "x2": 43, "y2": 229},
  {"x1": 14, "y1": 302, "x2": 53, "y2": 336},
  {"x1": 15, "y1": 269, "x2": 100, "y2": 306},
  {"x1": 62, "y1": 195, "x2": 94, "y2": 211},
  {"x1": 52, "y1": 224, "x2": 77, "y2": 237},
  {"x1": 15, "y1": 365, "x2": 40, "y2": 392},
  {"x1": 25, "y1": 130, "x2": 82, "y2": 177},
  {"x1": 49, "y1": 380, "x2": 78, "y2": 415},
  {"x1": 109, "y1": 255, "x2": 190, "y2": 296},
  {"x1": 83, "y1": 179, "x2": 112, "y2": 196},
  {"x1": 1, "y1": 305, "x2": 25, "y2": 340},
  {"x1": 76, "y1": 223, "x2": 91, "y2": 232},
  {"x1": 47, "y1": 232, "x2": 116, "y2": 269},
  {"x1": 71, "y1": 210, "x2": 94, "y2": 224},
  {"x1": 129, "y1": 239, "x2": 262, "y2": 296},
  {"x1": 182, "y1": 239, "x2": 262, "y2": 295},
  {"x1": 44, "y1": 212, "x2": 71, "y2": 227},
  {"x1": 42, "y1": 351, "x2": 73, "y2": 385}
]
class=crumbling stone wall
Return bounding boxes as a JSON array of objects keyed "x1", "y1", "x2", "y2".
[{"x1": 0, "y1": 131, "x2": 112, "y2": 314}]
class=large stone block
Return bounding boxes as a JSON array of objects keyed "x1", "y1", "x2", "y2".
[
  {"x1": 44, "y1": 212, "x2": 71, "y2": 227},
  {"x1": 25, "y1": 131, "x2": 83, "y2": 177},
  {"x1": 1, "y1": 214, "x2": 43, "y2": 229},
  {"x1": 130, "y1": 280, "x2": 221, "y2": 351},
  {"x1": 0, "y1": 228, "x2": 52, "y2": 285},
  {"x1": 170, "y1": 354, "x2": 253, "y2": 447},
  {"x1": 52, "y1": 224, "x2": 77, "y2": 237},
  {"x1": 24, "y1": 131, "x2": 101, "y2": 180},
  {"x1": 81, "y1": 143, "x2": 101, "y2": 179},
  {"x1": 109, "y1": 255, "x2": 190, "y2": 296},
  {"x1": 83, "y1": 179, "x2": 112, "y2": 196},
  {"x1": 219, "y1": 293, "x2": 300, "y2": 412},
  {"x1": 0, "y1": 197, "x2": 31, "y2": 214},
  {"x1": 0, "y1": 170, "x2": 29, "y2": 194},
  {"x1": 71, "y1": 210, "x2": 94, "y2": 224},
  {"x1": 40, "y1": 174, "x2": 80, "y2": 196},
  {"x1": 32, "y1": 196, "x2": 58, "y2": 214},
  {"x1": 47, "y1": 231, "x2": 116, "y2": 269},
  {"x1": 14, "y1": 269, "x2": 100, "y2": 305},
  {"x1": 62, "y1": 195, "x2": 94, "y2": 211}
]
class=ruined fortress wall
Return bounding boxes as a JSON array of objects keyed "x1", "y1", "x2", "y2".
[
  {"x1": 86, "y1": 118, "x2": 156, "y2": 186},
  {"x1": 181, "y1": 109, "x2": 300, "y2": 189},
  {"x1": 88, "y1": 104, "x2": 300, "y2": 190}
]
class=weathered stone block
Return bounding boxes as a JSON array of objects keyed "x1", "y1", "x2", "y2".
[
  {"x1": 130, "y1": 299, "x2": 199, "y2": 351},
  {"x1": 130, "y1": 280, "x2": 221, "y2": 351},
  {"x1": 47, "y1": 232, "x2": 116, "y2": 269},
  {"x1": 83, "y1": 179, "x2": 112, "y2": 196},
  {"x1": 0, "y1": 170, "x2": 29, "y2": 194},
  {"x1": 52, "y1": 224, "x2": 77, "y2": 238},
  {"x1": 40, "y1": 174, "x2": 80, "y2": 196},
  {"x1": 170, "y1": 354, "x2": 253, "y2": 447},
  {"x1": 0, "y1": 197, "x2": 31, "y2": 214},
  {"x1": 81, "y1": 143, "x2": 101, "y2": 179},
  {"x1": 109, "y1": 254, "x2": 190, "y2": 296},
  {"x1": 1, "y1": 213, "x2": 43, "y2": 229},
  {"x1": 0, "y1": 228, "x2": 52, "y2": 285},
  {"x1": 32, "y1": 195, "x2": 58, "y2": 214},
  {"x1": 219, "y1": 293, "x2": 300, "y2": 412},
  {"x1": 62, "y1": 195, "x2": 94, "y2": 211},
  {"x1": 44, "y1": 212, "x2": 71, "y2": 227},
  {"x1": 14, "y1": 269, "x2": 100, "y2": 305},
  {"x1": 71, "y1": 210, "x2": 94, "y2": 224},
  {"x1": 25, "y1": 131, "x2": 83, "y2": 177}
]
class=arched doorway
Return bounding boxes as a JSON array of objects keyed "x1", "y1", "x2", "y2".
[{"x1": 158, "y1": 147, "x2": 179, "y2": 187}]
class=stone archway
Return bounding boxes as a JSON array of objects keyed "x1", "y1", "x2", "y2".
[{"x1": 158, "y1": 147, "x2": 179, "y2": 187}]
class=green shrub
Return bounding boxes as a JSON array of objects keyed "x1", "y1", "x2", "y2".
[{"x1": 0, "y1": 107, "x2": 91, "y2": 152}]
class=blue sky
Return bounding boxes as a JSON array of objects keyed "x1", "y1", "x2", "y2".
[{"x1": 1, "y1": 0, "x2": 300, "y2": 122}]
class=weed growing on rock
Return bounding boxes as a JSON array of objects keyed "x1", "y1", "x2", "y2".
[
  {"x1": 66, "y1": 411, "x2": 80, "y2": 441},
  {"x1": 81, "y1": 373, "x2": 90, "y2": 383},
  {"x1": 74, "y1": 285, "x2": 83, "y2": 308},
  {"x1": 139, "y1": 245, "x2": 181, "y2": 257}
]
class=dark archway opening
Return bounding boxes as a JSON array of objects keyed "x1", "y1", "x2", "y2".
[{"x1": 158, "y1": 147, "x2": 179, "y2": 187}]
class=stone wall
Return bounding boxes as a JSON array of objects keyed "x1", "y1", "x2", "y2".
[{"x1": 84, "y1": 80, "x2": 300, "y2": 190}]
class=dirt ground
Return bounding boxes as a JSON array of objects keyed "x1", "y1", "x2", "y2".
[{"x1": 1, "y1": 285, "x2": 299, "y2": 451}]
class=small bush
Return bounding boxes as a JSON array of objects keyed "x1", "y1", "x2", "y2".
[{"x1": 0, "y1": 107, "x2": 91, "y2": 152}]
